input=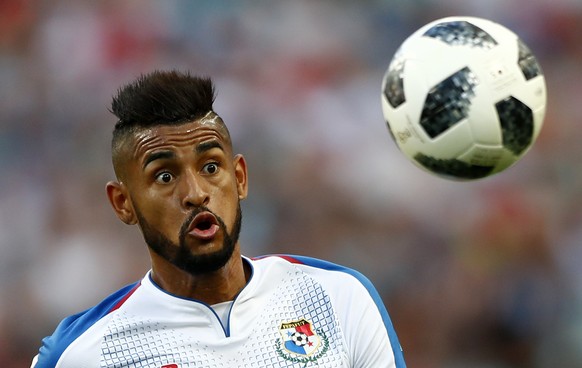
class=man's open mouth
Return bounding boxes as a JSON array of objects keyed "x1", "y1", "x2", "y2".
[{"x1": 187, "y1": 211, "x2": 220, "y2": 240}]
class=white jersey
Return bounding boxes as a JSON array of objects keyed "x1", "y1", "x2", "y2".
[{"x1": 32, "y1": 255, "x2": 406, "y2": 367}]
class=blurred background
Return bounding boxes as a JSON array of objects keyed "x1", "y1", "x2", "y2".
[{"x1": 1, "y1": 0, "x2": 581, "y2": 366}]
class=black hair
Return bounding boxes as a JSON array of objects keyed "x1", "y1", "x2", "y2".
[
  {"x1": 109, "y1": 70, "x2": 225, "y2": 179},
  {"x1": 111, "y1": 69, "x2": 216, "y2": 131}
]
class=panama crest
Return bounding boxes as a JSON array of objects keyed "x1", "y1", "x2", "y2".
[{"x1": 275, "y1": 318, "x2": 329, "y2": 364}]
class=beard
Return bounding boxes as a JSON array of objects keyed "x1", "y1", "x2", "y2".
[{"x1": 134, "y1": 203, "x2": 242, "y2": 276}]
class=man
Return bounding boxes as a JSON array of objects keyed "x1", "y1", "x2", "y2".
[{"x1": 31, "y1": 70, "x2": 406, "y2": 367}]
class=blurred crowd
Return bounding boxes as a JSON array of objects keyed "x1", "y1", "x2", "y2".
[{"x1": 1, "y1": 0, "x2": 582, "y2": 367}]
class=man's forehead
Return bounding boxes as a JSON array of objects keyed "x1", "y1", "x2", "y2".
[
  {"x1": 144, "y1": 112, "x2": 228, "y2": 137},
  {"x1": 132, "y1": 113, "x2": 229, "y2": 145}
]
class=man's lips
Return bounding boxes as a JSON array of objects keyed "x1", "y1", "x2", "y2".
[{"x1": 187, "y1": 211, "x2": 220, "y2": 240}]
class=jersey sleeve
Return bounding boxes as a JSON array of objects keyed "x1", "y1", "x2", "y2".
[{"x1": 344, "y1": 272, "x2": 404, "y2": 367}]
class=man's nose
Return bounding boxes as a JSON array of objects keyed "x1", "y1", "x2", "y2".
[{"x1": 180, "y1": 169, "x2": 209, "y2": 209}]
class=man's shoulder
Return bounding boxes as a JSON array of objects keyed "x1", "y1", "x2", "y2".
[
  {"x1": 52, "y1": 281, "x2": 142, "y2": 338},
  {"x1": 250, "y1": 254, "x2": 372, "y2": 290},
  {"x1": 252, "y1": 254, "x2": 365, "y2": 275},
  {"x1": 33, "y1": 281, "x2": 141, "y2": 368},
  {"x1": 251, "y1": 255, "x2": 406, "y2": 367}
]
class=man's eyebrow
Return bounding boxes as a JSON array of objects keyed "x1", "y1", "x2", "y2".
[
  {"x1": 196, "y1": 140, "x2": 224, "y2": 154},
  {"x1": 142, "y1": 150, "x2": 175, "y2": 170}
]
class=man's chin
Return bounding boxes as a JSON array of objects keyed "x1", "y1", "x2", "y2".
[
  {"x1": 173, "y1": 241, "x2": 235, "y2": 276},
  {"x1": 182, "y1": 233, "x2": 223, "y2": 253}
]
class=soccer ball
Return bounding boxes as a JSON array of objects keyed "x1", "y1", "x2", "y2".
[
  {"x1": 290, "y1": 332, "x2": 309, "y2": 347},
  {"x1": 381, "y1": 16, "x2": 546, "y2": 180}
]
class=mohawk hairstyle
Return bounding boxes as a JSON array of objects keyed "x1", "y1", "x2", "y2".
[
  {"x1": 109, "y1": 70, "x2": 222, "y2": 180},
  {"x1": 110, "y1": 70, "x2": 216, "y2": 130}
]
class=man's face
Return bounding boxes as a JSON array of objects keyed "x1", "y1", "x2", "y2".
[{"x1": 114, "y1": 114, "x2": 248, "y2": 275}]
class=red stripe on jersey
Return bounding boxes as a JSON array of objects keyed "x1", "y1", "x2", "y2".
[
  {"x1": 276, "y1": 255, "x2": 304, "y2": 264},
  {"x1": 252, "y1": 254, "x2": 304, "y2": 264},
  {"x1": 108, "y1": 282, "x2": 141, "y2": 313}
]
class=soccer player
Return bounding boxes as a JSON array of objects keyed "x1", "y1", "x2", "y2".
[{"x1": 31, "y1": 70, "x2": 406, "y2": 367}]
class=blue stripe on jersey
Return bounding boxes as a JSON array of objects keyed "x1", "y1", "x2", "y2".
[
  {"x1": 273, "y1": 254, "x2": 407, "y2": 368},
  {"x1": 34, "y1": 281, "x2": 141, "y2": 368}
]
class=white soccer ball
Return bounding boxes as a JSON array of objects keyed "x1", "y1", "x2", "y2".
[
  {"x1": 381, "y1": 16, "x2": 546, "y2": 180},
  {"x1": 290, "y1": 332, "x2": 309, "y2": 347}
]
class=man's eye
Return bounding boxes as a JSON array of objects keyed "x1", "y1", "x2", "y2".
[
  {"x1": 155, "y1": 172, "x2": 174, "y2": 184},
  {"x1": 202, "y1": 162, "x2": 219, "y2": 175}
]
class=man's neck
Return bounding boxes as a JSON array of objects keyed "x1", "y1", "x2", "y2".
[{"x1": 149, "y1": 250, "x2": 250, "y2": 305}]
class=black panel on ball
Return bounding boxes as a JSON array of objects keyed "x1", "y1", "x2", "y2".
[
  {"x1": 420, "y1": 67, "x2": 478, "y2": 138},
  {"x1": 383, "y1": 55, "x2": 406, "y2": 108},
  {"x1": 414, "y1": 153, "x2": 495, "y2": 180},
  {"x1": 423, "y1": 20, "x2": 498, "y2": 50},
  {"x1": 517, "y1": 40, "x2": 543, "y2": 81},
  {"x1": 496, "y1": 96, "x2": 534, "y2": 155}
]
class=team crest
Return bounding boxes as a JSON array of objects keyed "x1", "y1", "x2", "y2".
[{"x1": 275, "y1": 318, "x2": 329, "y2": 364}]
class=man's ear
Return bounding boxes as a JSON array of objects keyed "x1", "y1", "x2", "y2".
[
  {"x1": 106, "y1": 181, "x2": 137, "y2": 225},
  {"x1": 233, "y1": 154, "x2": 248, "y2": 200}
]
